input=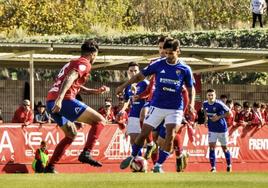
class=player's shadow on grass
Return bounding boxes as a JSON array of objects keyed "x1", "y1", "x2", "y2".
[{"x1": 2, "y1": 161, "x2": 29, "y2": 173}]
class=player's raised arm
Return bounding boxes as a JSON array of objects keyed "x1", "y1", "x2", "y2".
[
  {"x1": 116, "y1": 72, "x2": 145, "y2": 96},
  {"x1": 52, "y1": 70, "x2": 79, "y2": 113},
  {"x1": 80, "y1": 85, "x2": 110, "y2": 95}
]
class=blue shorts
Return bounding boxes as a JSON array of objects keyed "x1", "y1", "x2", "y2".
[
  {"x1": 46, "y1": 99, "x2": 87, "y2": 126},
  {"x1": 154, "y1": 121, "x2": 166, "y2": 139}
]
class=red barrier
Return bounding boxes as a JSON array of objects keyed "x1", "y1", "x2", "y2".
[{"x1": 0, "y1": 123, "x2": 268, "y2": 173}]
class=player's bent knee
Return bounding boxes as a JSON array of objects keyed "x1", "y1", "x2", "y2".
[
  {"x1": 62, "y1": 121, "x2": 78, "y2": 139},
  {"x1": 93, "y1": 115, "x2": 106, "y2": 125}
]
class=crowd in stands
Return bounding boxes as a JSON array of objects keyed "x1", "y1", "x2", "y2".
[
  {"x1": 196, "y1": 94, "x2": 268, "y2": 130},
  {"x1": 9, "y1": 99, "x2": 53, "y2": 127},
  {"x1": 1, "y1": 94, "x2": 267, "y2": 134},
  {"x1": 97, "y1": 97, "x2": 128, "y2": 129},
  {"x1": 225, "y1": 100, "x2": 267, "y2": 129}
]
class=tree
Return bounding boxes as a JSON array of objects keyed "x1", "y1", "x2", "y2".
[
  {"x1": 0, "y1": 0, "x2": 253, "y2": 35},
  {"x1": 0, "y1": 0, "x2": 85, "y2": 35},
  {"x1": 202, "y1": 72, "x2": 268, "y2": 85}
]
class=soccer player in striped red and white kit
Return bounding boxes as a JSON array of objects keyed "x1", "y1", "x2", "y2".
[{"x1": 45, "y1": 40, "x2": 109, "y2": 173}]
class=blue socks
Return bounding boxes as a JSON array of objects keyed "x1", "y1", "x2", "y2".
[
  {"x1": 224, "y1": 150, "x2": 231, "y2": 166},
  {"x1": 131, "y1": 144, "x2": 142, "y2": 157},
  {"x1": 156, "y1": 149, "x2": 170, "y2": 165},
  {"x1": 209, "y1": 149, "x2": 216, "y2": 168},
  {"x1": 209, "y1": 149, "x2": 231, "y2": 168}
]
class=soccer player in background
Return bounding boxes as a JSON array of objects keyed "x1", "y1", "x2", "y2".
[
  {"x1": 116, "y1": 38, "x2": 195, "y2": 173},
  {"x1": 203, "y1": 89, "x2": 232, "y2": 172},
  {"x1": 45, "y1": 40, "x2": 109, "y2": 173},
  {"x1": 120, "y1": 62, "x2": 149, "y2": 146}
]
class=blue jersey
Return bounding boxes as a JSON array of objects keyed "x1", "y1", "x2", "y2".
[
  {"x1": 141, "y1": 58, "x2": 194, "y2": 110},
  {"x1": 124, "y1": 80, "x2": 149, "y2": 118},
  {"x1": 203, "y1": 99, "x2": 230, "y2": 133}
]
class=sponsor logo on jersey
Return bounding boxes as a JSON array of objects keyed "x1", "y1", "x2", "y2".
[
  {"x1": 79, "y1": 64, "x2": 87, "y2": 72},
  {"x1": 162, "y1": 87, "x2": 176, "y2": 92},
  {"x1": 160, "y1": 78, "x2": 181, "y2": 86}
]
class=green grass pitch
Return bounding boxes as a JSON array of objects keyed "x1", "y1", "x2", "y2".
[{"x1": 0, "y1": 172, "x2": 267, "y2": 188}]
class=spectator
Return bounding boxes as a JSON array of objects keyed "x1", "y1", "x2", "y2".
[
  {"x1": 114, "y1": 99, "x2": 128, "y2": 130},
  {"x1": 233, "y1": 102, "x2": 242, "y2": 123},
  {"x1": 226, "y1": 99, "x2": 236, "y2": 127},
  {"x1": 0, "y1": 107, "x2": 3, "y2": 124},
  {"x1": 12, "y1": 99, "x2": 34, "y2": 127},
  {"x1": 35, "y1": 101, "x2": 51, "y2": 124},
  {"x1": 113, "y1": 96, "x2": 124, "y2": 115},
  {"x1": 264, "y1": 104, "x2": 268, "y2": 124},
  {"x1": 220, "y1": 94, "x2": 228, "y2": 104},
  {"x1": 251, "y1": 102, "x2": 265, "y2": 128},
  {"x1": 32, "y1": 141, "x2": 49, "y2": 173},
  {"x1": 260, "y1": 103, "x2": 267, "y2": 124},
  {"x1": 114, "y1": 96, "x2": 130, "y2": 115},
  {"x1": 251, "y1": 0, "x2": 267, "y2": 28},
  {"x1": 98, "y1": 98, "x2": 115, "y2": 123},
  {"x1": 238, "y1": 101, "x2": 253, "y2": 127}
]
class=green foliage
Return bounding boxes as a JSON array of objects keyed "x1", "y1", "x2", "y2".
[
  {"x1": 0, "y1": 0, "x2": 132, "y2": 35},
  {"x1": 202, "y1": 72, "x2": 268, "y2": 85},
  {"x1": 2, "y1": 28, "x2": 268, "y2": 49},
  {"x1": 0, "y1": 0, "x2": 253, "y2": 35},
  {"x1": 0, "y1": 0, "x2": 85, "y2": 35},
  {"x1": 0, "y1": 0, "x2": 266, "y2": 84}
]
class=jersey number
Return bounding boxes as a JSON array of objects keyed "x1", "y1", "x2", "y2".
[{"x1": 57, "y1": 62, "x2": 70, "y2": 78}]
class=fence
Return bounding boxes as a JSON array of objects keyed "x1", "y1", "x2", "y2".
[{"x1": 1, "y1": 80, "x2": 268, "y2": 122}]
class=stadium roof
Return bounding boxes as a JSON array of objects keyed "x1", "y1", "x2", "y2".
[
  {"x1": 0, "y1": 42, "x2": 268, "y2": 72},
  {"x1": 1, "y1": 42, "x2": 267, "y2": 109}
]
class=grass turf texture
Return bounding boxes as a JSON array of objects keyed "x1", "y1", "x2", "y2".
[{"x1": 0, "y1": 172, "x2": 267, "y2": 188}]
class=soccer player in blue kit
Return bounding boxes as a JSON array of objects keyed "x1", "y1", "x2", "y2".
[
  {"x1": 122, "y1": 62, "x2": 149, "y2": 145},
  {"x1": 116, "y1": 38, "x2": 195, "y2": 173},
  {"x1": 203, "y1": 89, "x2": 232, "y2": 172}
]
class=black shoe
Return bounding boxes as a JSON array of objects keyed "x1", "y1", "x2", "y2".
[
  {"x1": 120, "y1": 156, "x2": 133, "y2": 169},
  {"x1": 227, "y1": 166, "x2": 232, "y2": 172},
  {"x1": 176, "y1": 157, "x2": 183, "y2": 172},
  {"x1": 144, "y1": 143, "x2": 157, "y2": 160},
  {"x1": 78, "y1": 151, "x2": 102, "y2": 167},
  {"x1": 210, "y1": 167, "x2": 216, "y2": 173},
  {"x1": 44, "y1": 165, "x2": 57, "y2": 173}
]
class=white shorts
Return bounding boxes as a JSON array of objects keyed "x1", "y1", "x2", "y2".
[
  {"x1": 208, "y1": 131, "x2": 228, "y2": 146},
  {"x1": 127, "y1": 117, "x2": 141, "y2": 134},
  {"x1": 144, "y1": 106, "x2": 183, "y2": 129}
]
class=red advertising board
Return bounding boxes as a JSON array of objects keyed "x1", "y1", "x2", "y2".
[{"x1": 1, "y1": 123, "x2": 268, "y2": 173}]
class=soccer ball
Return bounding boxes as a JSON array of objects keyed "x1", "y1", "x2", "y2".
[{"x1": 130, "y1": 156, "x2": 148, "y2": 172}]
